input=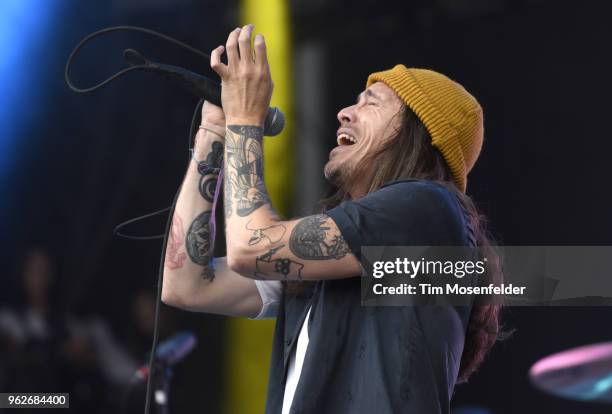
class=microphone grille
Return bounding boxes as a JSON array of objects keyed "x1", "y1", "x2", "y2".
[{"x1": 264, "y1": 107, "x2": 285, "y2": 137}]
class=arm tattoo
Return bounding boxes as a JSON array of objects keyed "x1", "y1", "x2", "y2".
[
  {"x1": 197, "y1": 141, "x2": 224, "y2": 202},
  {"x1": 199, "y1": 176, "x2": 217, "y2": 202},
  {"x1": 255, "y1": 244, "x2": 304, "y2": 280},
  {"x1": 165, "y1": 214, "x2": 187, "y2": 269},
  {"x1": 289, "y1": 214, "x2": 350, "y2": 260},
  {"x1": 246, "y1": 219, "x2": 286, "y2": 245},
  {"x1": 186, "y1": 211, "x2": 215, "y2": 281},
  {"x1": 206, "y1": 141, "x2": 224, "y2": 167},
  {"x1": 224, "y1": 125, "x2": 269, "y2": 217}
]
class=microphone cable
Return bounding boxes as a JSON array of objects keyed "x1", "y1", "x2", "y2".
[
  {"x1": 65, "y1": 25, "x2": 210, "y2": 94},
  {"x1": 65, "y1": 26, "x2": 209, "y2": 414}
]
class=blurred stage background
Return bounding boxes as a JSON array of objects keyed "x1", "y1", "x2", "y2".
[{"x1": 1, "y1": 0, "x2": 611, "y2": 413}]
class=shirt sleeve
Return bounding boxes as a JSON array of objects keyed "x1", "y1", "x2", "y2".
[
  {"x1": 250, "y1": 280, "x2": 283, "y2": 320},
  {"x1": 326, "y1": 180, "x2": 468, "y2": 261}
]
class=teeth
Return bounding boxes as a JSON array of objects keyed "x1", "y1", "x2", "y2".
[{"x1": 337, "y1": 133, "x2": 357, "y2": 145}]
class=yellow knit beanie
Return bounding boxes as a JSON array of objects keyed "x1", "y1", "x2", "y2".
[{"x1": 367, "y1": 65, "x2": 484, "y2": 193}]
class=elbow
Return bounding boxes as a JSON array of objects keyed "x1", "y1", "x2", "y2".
[
  {"x1": 226, "y1": 243, "x2": 256, "y2": 277},
  {"x1": 161, "y1": 275, "x2": 185, "y2": 308},
  {"x1": 161, "y1": 288, "x2": 175, "y2": 307}
]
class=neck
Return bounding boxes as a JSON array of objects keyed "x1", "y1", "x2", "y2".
[{"x1": 346, "y1": 178, "x2": 370, "y2": 200}]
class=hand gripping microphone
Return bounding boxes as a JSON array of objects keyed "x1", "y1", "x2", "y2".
[{"x1": 123, "y1": 48, "x2": 285, "y2": 136}]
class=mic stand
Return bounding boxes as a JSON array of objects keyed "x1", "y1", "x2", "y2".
[{"x1": 152, "y1": 361, "x2": 173, "y2": 414}]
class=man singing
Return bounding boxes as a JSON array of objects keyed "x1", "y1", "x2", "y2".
[{"x1": 162, "y1": 24, "x2": 501, "y2": 414}]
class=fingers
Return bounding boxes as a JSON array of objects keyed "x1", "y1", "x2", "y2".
[
  {"x1": 238, "y1": 24, "x2": 254, "y2": 63},
  {"x1": 225, "y1": 27, "x2": 241, "y2": 67},
  {"x1": 210, "y1": 45, "x2": 227, "y2": 78},
  {"x1": 254, "y1": 34, "x2": 269, "y2": 69},
  {"x1": 215, "y1": 25, "x2": 269, "y2": 78}
]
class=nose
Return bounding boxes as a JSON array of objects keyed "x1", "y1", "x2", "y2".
[{"x1": 337, "y1": 105, "x2": 354, "y2": 124}]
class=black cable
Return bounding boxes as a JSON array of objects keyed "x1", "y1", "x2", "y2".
[
  {"x1": 143, "y1": 99, "x2": 203, "y2": 414},
  {"x1": 65, "y1": 25, "x2": 208, "y2": 240},
  {"x1": 65, "y1": 25, "x2": 209, "y2": 414},
  {"x1": 65, "y1": 25, "x2": 210, "y2": 94},
  {"x1": 144, "y1": 186, "x2": 179, "y2": 414},
  {"x1": 112, "y1": 98, "x2": 203, "y2": 240},
  {"x1": 113, "y1": 207, "x2": 170, "y2": 241}
]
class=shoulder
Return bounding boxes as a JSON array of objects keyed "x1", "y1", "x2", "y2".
[
  {"x1": 379, "y1": 178, "x2": 455, "y2": 199},
  {"x1": 358, "y1": 179, "x2": 460, "y2": 218},
  {"x1": 326, "y1": 179, "x2": 469, "y2": 257}
]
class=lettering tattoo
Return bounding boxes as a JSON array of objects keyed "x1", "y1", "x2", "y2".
[
  {"x1": 255, "y1": 244, "x2": 304, "y2": 280},
  {"x1": 186, "y1": 211, "x2": 214, "y2": 281},
  {"x1": 246, "y1": 219, "x2": 286, "y2": 246},
  {"x1": 224, "y1": 125, "x2": 269, "y2": 217},
  {"x1": 165, "y1": 214, "x2": 187, "y2": 269},
  {"x1": 289, "y1": 214, "x2": 350, "y2": 260}
]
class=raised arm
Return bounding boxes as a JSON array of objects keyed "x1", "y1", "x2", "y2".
[
  {"x1": 211, "y1": 25, "x2": 362, "y2": 281},
  {"x1": 160, "y1": 101, "x2": 264, "y2": 318}
]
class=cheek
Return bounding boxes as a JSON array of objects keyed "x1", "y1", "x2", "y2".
[
  {"x1": 359, "y1": 113, "x2": 392, "y2": 153},
  {"x1": 355, "y1": 128, "x2": 381, "y2": 160}
]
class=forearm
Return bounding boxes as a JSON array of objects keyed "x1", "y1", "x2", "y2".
[
  {"x1": 223, "y1": 124, "x2": 299, "y2": 278},
  {"x1": 162, "y1": 126, "x2": 224, "y2": 304},
  {"x1": 223, "y1": 123, "x2": 280, "y2": 242}
]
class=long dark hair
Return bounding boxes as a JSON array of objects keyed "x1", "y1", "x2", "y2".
[{"x1": 314, "y1": 104, "x2": 504, "y2": 382}]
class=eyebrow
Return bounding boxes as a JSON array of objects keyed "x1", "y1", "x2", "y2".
[{"x1": 356, "y1": 89, "x2": 383, "y2": 103}]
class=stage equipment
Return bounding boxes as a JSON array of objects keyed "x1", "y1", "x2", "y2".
[{"x1": 530, "y1": 341, "x2": 612, "y2": 403}]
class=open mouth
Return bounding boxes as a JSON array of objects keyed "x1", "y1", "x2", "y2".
[{"x1": 337, "y1": 133, "x2": 357, "y2": 146}]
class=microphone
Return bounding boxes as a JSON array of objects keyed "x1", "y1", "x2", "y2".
[
  {"x1": 134, "y1": 331, "x2": 197, "y2": 381},
  {"x1": 124, "y1": 48, "x2": 285, "y2": 136}
]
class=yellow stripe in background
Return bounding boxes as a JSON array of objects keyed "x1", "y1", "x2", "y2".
[{"x1": 224, "y1": 1, "x2": 294, "y2": 413}]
